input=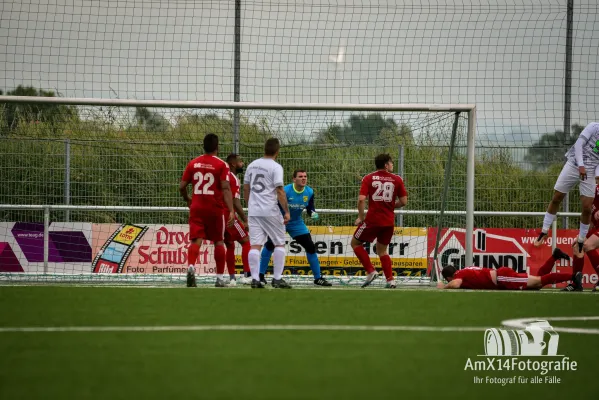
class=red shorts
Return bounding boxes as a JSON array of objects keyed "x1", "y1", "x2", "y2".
[
  {"x1": 495, "y1": 267, "x2": 529, "y2": 290},
  {"x1": 353, "y1": 223, "x2": 394, "y2": 245},
  {"x1": 224, "y1": 218, "x2": 248, "y2": 243},
  {"x1": 189, "y1": 212, "x2": 226, "y2": 242}
]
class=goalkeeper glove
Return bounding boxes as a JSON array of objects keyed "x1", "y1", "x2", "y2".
[{"x1": 311, "y1": 212, "x2": 319, "y2": 221}]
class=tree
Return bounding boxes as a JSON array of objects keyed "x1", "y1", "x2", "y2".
[
  {"x1": 525, "y1": 124, "x2": 584, "y2": 170},
  {"x1": 316, "y1": 113, "x2": 412, "y2": 145},
  {"x1": 134, "y1": 107, "x2": 170, "y2": 132},
  {"x1": 0, "y1": 85, "x2": 78, "y2": 133}
]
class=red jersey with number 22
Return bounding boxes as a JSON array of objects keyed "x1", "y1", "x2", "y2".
[
  {"x1": 182, "y1": 155, "x2": 230, "y2": 214},
  {"x1": 360, "y1": 170, "x2": 407, "y2": 226},
  {"x1": 454, "y1": 267, "x2": 496, "y2": 290}
]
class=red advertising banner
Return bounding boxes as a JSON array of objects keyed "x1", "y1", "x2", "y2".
[{"x1": 428, "y1": 228, "x2": 598, "y2": 289}]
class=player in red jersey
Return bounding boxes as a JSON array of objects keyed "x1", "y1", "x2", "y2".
[
  {"x1": 223, "y1": 153, "x2": 252, "y2": 285},
  {"x1": 575, "y1": 182, "x2": 599, "y2": 291},
  {"x1": 439, "y1": 248, "x2": 578, "y2": 290},
  {"x1": 179, "y1": 133, "x2": 235, "y2": 288},
  {"x1": 351, "y1": 154, "x2": 408, "y2": 288}
]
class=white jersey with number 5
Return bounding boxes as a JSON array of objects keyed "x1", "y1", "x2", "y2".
[{"x1": 244, "y1": 158, "x2": 284, "y2": 217}]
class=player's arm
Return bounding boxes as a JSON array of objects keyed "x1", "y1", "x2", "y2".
[
  {"x1": 306, "y1": 193, "x2": 319, "y2": 220},
  {"x1": 439, "y1": 279, "x2": 462, "y2": 289},
  {"x1": 220, "y1": 165, "x2": 235, "y2": 224},
  {"x1": 277, "y1": 186, "x2": 290, "y2": 223},
  {"x1": 234, "y1": 197, "x2": 247, "y2": 224},
  {"x1": 394, "y1": 176, "x2": 408, "y2": 209},
  {"x1": 179, "y1": 163, "x2": 192, "y2": 206},
  {"x1": 395, "y1": 196, "x2": 408, "y2": 209},
  {"x1": 356, "y1": 195, "x2": 367, "y2": 224}
]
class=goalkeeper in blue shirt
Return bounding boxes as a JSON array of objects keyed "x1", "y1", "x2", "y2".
[{"x1": 260, "y1": 169, "x2": 332, "y2": 286}]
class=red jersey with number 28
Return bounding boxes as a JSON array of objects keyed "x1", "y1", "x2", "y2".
[
  {"x1": 360, "y1": 170, "x2": 407, "y2": 226},
  {"x1": 453, "y1": 267, "x2": 496, "y2": 290},
  {"x1": 182, "y1": 155, "x2": 230, "y2": 214}
]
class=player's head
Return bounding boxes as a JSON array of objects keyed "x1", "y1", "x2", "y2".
[
  {"x1": 264, "y1": 138, "x2": 280, "y2": 158},
  {"x1": 441, "y1": 265, "x2": 457, "y2": 282},
  {"x1": 226, "y1": 153, "x2": 244, "y2": 173},
  {"x1": 293, "y1": 169, "x2": 308, "y2": 188},
  {"x1": 375, "y1": 153, "x2": 393, "y2": 172},
  {"x1": 203, "y1": 133, "x2": 219, "y2": 154}
]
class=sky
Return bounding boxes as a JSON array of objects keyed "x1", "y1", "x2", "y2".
[{"x1": 0, "y1": 0, "x2": 598, "y2": 146}]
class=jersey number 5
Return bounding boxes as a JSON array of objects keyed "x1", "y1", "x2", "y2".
[
  {"x1": 372, "y1": 181, "x2": 394, "y2": 202},
  {"x1": 193, "y1": 172, "x2": 215, "y2": 195}
]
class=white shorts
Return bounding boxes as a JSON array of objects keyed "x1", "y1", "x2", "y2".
[
  {"x1": 248, "y1": 215, "x2": 286, "y2": 246},
  {"x1": 554, "y1": 162, "x2": 599, "y2": 198}
]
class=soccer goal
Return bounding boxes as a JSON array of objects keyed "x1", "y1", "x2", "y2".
[{"x1": 0, "y1": 97, "x2": 475, "y2": 287}]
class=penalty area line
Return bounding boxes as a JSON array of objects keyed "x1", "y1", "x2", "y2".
[{"x1": 0, "y1": 324, "x2": 488, "y2": 334}]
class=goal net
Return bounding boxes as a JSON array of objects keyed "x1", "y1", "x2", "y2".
[{"x1": 0, "y1": 99, "x2": 474, "y2": 286}]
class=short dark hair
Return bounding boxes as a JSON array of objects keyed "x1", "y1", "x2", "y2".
[
  {"x1": 374, "y1": 153, "x2": 392, "y2": 169},
  {"x1": 293, "y1": 169, "x2": 306, "y2": 178},
  {"x1": 264, "y1": 138, "x2": 280, "y2": 156},
  {"x1": 226, "y1": 153, "x2": 239, "y2": 164},
  {"x1": 203, "y1": 133, "x2": 219, "y2": 153},
  {"x1": 441, "y1": 265, "x2": 457, "y2": 281}
]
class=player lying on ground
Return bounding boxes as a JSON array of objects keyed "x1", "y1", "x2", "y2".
[
  {"x1": 244, "y1": 138, "x2": 292, "y2": 289},
  {"x1": 569, "y1": 180, "x2": 599, "y2": 292},
  {"x1": 351, "y1": 154, "x2": 408, "y2": 289},
  {"x1": 535, "y1": 122, "x2": 599, "y2": 252},
  {"x1": 223, "y1": 153, "x2": 252, "y2": 286},
  {"x1": 439, "y1": 248, "x2": 579, "y2": 290},
  {"x1": 260, "y1": 169, "x2": 332, "y2": 287},
  {"x1": 180, "y1": 133, "x2": 235, "y2": 288}
]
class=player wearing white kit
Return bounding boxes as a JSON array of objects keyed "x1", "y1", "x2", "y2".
[
  {"x1": 243, "y1": 138, "x2": 291, "y2": 289},
  {"x1": 535, "y1": 122, "x2": 599, "y2": 251}
]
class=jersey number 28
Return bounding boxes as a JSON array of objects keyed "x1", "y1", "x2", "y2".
[
  {"x1": 372, "y1": 181, "x2": 394, "y2": 202},
  {"x1": 193, "y1": 172, "x2": 215, "y2": 195}
]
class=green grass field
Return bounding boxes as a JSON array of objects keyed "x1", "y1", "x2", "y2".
[{"x1": 0, "y1": 286, "x2": 596, "y2": 399}]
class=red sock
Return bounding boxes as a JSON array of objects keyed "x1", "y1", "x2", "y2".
[
  {"x1": 537, "y1": 256, "x2": 556, "y2": 276},
  {"x1": 241, "y1": 241, "x2": 251, "y2": 273},
  {"x1": 586, "y1": 250, "x2": 599, "y2": 275},
  {"x1": 226, "y1": 243, "x2": 236, "y2": 276},
  {"x1": 541, "y1": 272, "x2": 573, "y2": 286},
  {"x1": 188, "y1": 242, "x2": 200, "y2": 265},
  {"x1": 353, "y1": 245, "x2": 374, "y2": 274},
  {"x1": 214, "y1": 244, "x2": 226, "y2": 275},
  {"x1": 380, "y1": 254, "x2": 393, "y2": 281},
  {"x1": 573, "y1": 255, "x2": 584, "y2": 277}
]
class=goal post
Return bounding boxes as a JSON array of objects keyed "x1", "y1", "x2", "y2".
[{"x1": 0, "y1": 97, "x2": 476, "y2": 286}]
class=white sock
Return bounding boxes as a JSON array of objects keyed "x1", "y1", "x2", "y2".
[
  {"x1": 579, "y1": 223, "x2": 590, "y2": 242},
  {"x1": 248, "y1": 249, "x2": 260, "y2": 281},
  {"x1": 188, "y1": 265, "x2": 194, "y2": 272},
  {"x1": 273, "y1": 247, "x2": 286, "y2": 280},
  {"x1": 216, "y1": 273, "x2": 223, "y2": 279},
  {"x1": 542, "y1": 213, "x2": 556, "y2": 233}
]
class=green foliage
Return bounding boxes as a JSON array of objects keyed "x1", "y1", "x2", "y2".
[
  {"x1": 316, "y1": 113, "x2": 413, "y2": 145},
  {"x1": 525, "y1": 124, "x2": 584, "y2": 170},
  {"x1": 0, "y1": 85, "x2": 79, "y2": 134}
]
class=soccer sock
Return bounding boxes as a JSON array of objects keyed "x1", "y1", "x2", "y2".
[
  {"x1": 248, "y1": 249, "x2": 260, "y2": 281},
  {"x1": 260, "y1": 247, "x2": 273, "y2": 275},
  {"x1": 188, "y1": 242, "x2": 200, "y2": 266},
  {"x1": 214, "y1": 244, "x2": 226, "y2": 278},
  {"x1": 306, "y1": 252, "x2": 321, "y2": 279},
  {"x1": 226, "y1": 243, "x2": 236, "y2": 278},
  {"x1": 537, "y1": 256, "x2": 556, "y2": 276},
  {"x1": 542, "y1": 213, "x2": 556, "y2": 233},
  {"x1": 241, "y1": 242, "x2": 251, "y2": 274},
  {"x1": 572, "y1": 255, "x2": 584, "y2": 279},
  {"x1": 353, "y1": 245, "x2": 375, "y2": 274},
  {"x1": 380, "y1": 254, "x2": 393, "y2": 281},
  {"x1": 578, "y1": 223, "x2": 590, "y2": 242},
  {"x1": 541, "y1": 272, "x2": 573, "y2": 286},
  {"x1": 273, "y1": 247, "x2": 286, "y2": 280}
]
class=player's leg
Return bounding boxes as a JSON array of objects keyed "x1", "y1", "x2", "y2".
[
  {"x1": 584, "y1": 248, "x2": 599, "y2": 291},
  {"x1": 577, "y1": 192, "x2": 594, "y2": 253},
  {"x1": 186, "y1": 214, "x2": 205, "y2": 288},
  {"x1": 376, "y1": 227, "x2": 396, "y2": 288},
  {"x1": 265, "y1": 215, "x2": 291, "y2": 289},
  {"x1": 247, "y1": 216, "x2": 267, "y2": 288},
  {"x1": 538, "y1": 247, "x2": 570, "y2": 276},
  {"x1": 496, "y1": 267, "x2": 529, "y2": 290},
  {"x1": 352, "y1": 224, "x2": 378, "y2": 287},
  {"x1": 237, "y1": 236, "x2": 252, "y2": 284},
  {"x1": 260, "y1": 238, "x2": 275, "y2": 285},
  {"x1": 225, "y1": 218, "x2": 252, "y2": 284},
  {"x1": 205, "y1": 214, "x2": 228, "y2": 288},
  {"x1": 529, "y1": 271, "x2": 581, "y2": 290},
  {"x1": 561, "y1": 241, "x2": 585, "y2": 291},
  {"x1": 535, "y1": 163, "x2": 578, "y2": 247},
  {"x1": 225, "y1": 240, "x2": 237, "y2": 285},
  {"x1": 293, "y1": 233, "x2": 331, "y2": 286}
]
